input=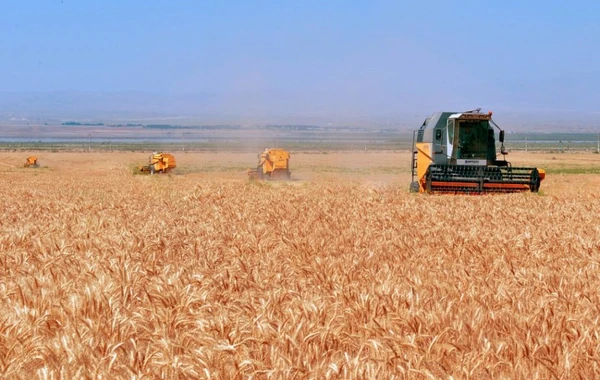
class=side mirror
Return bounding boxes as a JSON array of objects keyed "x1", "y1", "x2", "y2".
[
  {"x1": 499, "y1": 130, "x2": 505, "y2": 143},
  {"x1": 435, "y1": 130, "x2": 442, "y2": 141}
]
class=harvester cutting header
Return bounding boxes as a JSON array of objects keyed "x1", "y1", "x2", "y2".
[{"x1": 410, "y1": 109, "x2": 545, "y2": 194}]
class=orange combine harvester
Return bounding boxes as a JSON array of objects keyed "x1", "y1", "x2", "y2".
[
  {"x1": 248, "y1": 148, "x2": 291, "y2": 180},
  {"x1": 24, "y1": 156, "x2": 39, "y2": 168},
  {"x1": 139, "y1": 152, "x2": 176, "y2": 174}
]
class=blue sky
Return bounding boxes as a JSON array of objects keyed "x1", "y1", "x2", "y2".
[{"x1": 1, "y1": 1, "x2": 599, "y2": 118}]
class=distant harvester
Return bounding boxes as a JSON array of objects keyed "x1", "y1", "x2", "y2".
[
  {"x1": 24, "y1": 156, "x2": 39, "y2": 168},
  {"x1": 248, "y1": 148, "x2": 291, "y2": 180},
  {"x1": 139, "y1": 152, "x2": 176, "y2": 174}
]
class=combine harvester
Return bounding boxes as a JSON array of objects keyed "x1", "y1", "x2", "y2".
[
  {"x1": 410, "y1": 109, "x2": 545, "y2": 194},
  {"x1": 24, "y1": 156, "x2": 40, "y2": 168},
  {"x1": 248, "y1": 148, "x2": 291, "y2": 180},
  {"x1": 139, "y1": 152, "x2": 176, "y2": 174}
]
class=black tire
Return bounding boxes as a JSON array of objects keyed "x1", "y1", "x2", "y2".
[
  {"x1": 530, "y1": 169, "x2": 541, "y2": 192},
  {"x1": 531, "y1": 178, "x2": 541, "y2": 192},
  {"x1": 409, "y1": 181, "x2": 420, "y2": 193}
]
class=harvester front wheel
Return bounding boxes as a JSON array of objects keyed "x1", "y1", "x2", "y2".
[
  {"x1": 247, "y1": 168, "x2": 261, "y2": 180},
  {"x1": 409, "y1": 181, "x2": 419, "y2": 193},
  {"x1": 149, "y1": 165, "x2": 155, "y2": 175},
  {"x1": 530, "y1": 169, "x2": 541, "y2": 192},
  {"x1": 531, "y1": 177, "x2": 541, "y2": 192}
]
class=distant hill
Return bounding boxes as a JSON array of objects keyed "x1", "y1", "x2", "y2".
[{"x1": 0, "y1": 91, "x2": 599, "y2": 132}]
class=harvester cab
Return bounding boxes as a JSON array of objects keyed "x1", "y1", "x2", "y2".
[
  {"x1": 139, "y1": 152, "x2": 176, "y2": 174},
  {"x1": 410, "y1": 109, "x2": 545, "y2": 194},
  {"x1": 24, "y1": 156, "x2": 39, "y2": 168},
  {"x1": 248, "y1": 148, "x2": 291, "y2": 180}
]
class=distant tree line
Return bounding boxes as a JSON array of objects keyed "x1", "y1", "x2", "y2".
[
  {"x1": 62, "y1": 122, "x2": 105, "y2": 126},
  {"x1": 144, "y1": 124, "x2": 241, "y2": 130},
  {"x1": 106, "y1": 123, "x2": 143, "y2": 127},
  {"x1": 264, "y1": 125, "x2": 320, "y2": 130}
]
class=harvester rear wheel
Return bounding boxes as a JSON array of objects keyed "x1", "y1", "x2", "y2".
[{"x1": 272, "y1": 169, "x2": 291, "y2": 180}]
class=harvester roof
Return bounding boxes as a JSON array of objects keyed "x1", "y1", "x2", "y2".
[{"x1": 448, "y1": 112, "x2": 492, "y2": 121}]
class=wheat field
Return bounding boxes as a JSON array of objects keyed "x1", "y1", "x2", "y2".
[{"x1": 1, "y1": 150, "x2": 599, "y2": 379}]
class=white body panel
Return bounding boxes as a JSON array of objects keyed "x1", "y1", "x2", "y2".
[{"x1": 457, "y1": 159, "x2": 487, "y2": 166}]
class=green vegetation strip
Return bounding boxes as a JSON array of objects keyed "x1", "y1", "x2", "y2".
[{"x1": 544, "y1": 167, "x2": 600, "y2": 175}]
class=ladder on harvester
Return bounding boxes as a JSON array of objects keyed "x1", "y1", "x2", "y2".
[
  {"x1": 411, "y1": 130, "x2": 418, "y2": 182},
  {"x1": 409, "y1": 130, "x2": 421, "y2": 192}
]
